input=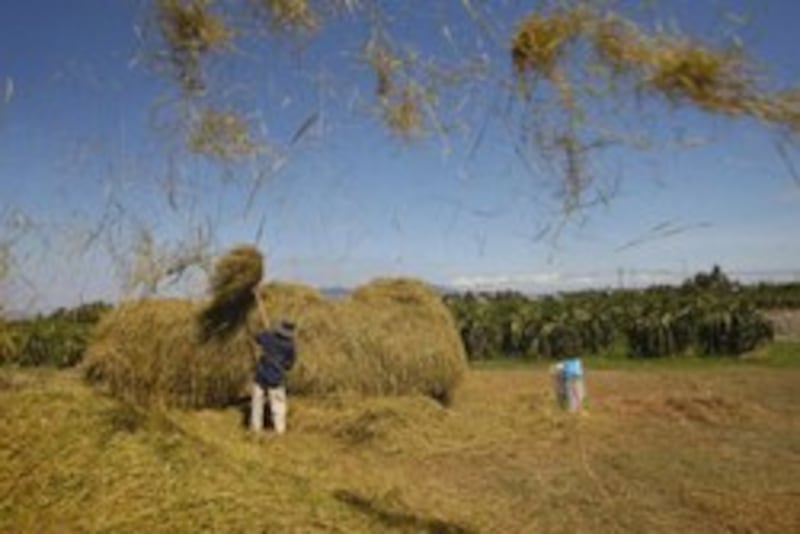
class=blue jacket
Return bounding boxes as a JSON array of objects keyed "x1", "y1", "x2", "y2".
[{"x1": 254, "y1": 330, "x2": 296, "y2": 388}]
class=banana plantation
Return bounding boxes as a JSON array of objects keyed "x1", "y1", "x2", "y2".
[{"x1": 445, "y1": 267, "x2": 789, "y2": 360}]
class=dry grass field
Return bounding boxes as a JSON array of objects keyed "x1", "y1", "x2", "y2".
[{"x1": 2, "y1": 346, "x2": 799, "y2": 533}]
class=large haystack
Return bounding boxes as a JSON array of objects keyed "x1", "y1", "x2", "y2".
[
  {"x1": 252, "y1": 279, "x2": 467, "y2": 401},
  {"x1": 348, "y1": 278, "x2": 467, "y2": 402},
  {"x1": 84, "y1": 276, "x2": 467, "y2": 409}
]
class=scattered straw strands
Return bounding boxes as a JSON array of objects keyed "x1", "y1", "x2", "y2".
[
  {"x1": 511, "y1": 6, "x2": 800, "y2": 133},
  {"x1": 254, "y1": 0, "x2": 319, "y2": 32},
  {"x1": 188, "y1": 108, "x2": 259, "y2": 160},
  {"x1": 156, "y1": 0, "x2": 234, "y2": 92}
]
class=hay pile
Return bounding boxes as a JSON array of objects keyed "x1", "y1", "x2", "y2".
[
  {"x1": 347, "y1": 279, "x2": 467, "y2": 402},
  {"x1": 84, "y1": 272, "x2": 467, "y2": 408},
  {"x1": 253, "y1": 279, "x2": 467, "y2": 401},
  {"x1": 84, "y1": 298, "x2": 253, "y2": 408}
]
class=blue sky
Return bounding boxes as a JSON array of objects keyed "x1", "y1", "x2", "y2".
[{"x1": 1, "y1": 0, "x2": 798, "y2": 311}]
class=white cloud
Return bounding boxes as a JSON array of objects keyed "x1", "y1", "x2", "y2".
[
  {"x1": 451, "y1": 271, "x2": 611, "y2": 293},
  {"x1": 451, "y1": 272, "x2": 563, "y2": 292},
  {"x1": 450, "y1": 269, "x2": 691, "y2": 293},
  {"x1": 449, "y1": 267, "x2": 800, "y2": 294}
]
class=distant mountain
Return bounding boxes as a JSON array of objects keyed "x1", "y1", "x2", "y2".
[
  {"x1": 319, "y1": 287, "x2": 351, "y2": 299},
  {"x1": 319, "y1": 284, "x2": 455, "y2": 299}
]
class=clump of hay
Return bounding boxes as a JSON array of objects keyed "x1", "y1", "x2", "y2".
[
  {"x1": 368, "y1": 43, "x2": 400, "y2": 99},
  {"x1": 511, "y1": 4, "x2": 774, "y2": 120},
  {"x1": 366, "y1": 43, "x2": 426, "y2": 138},
  {"x1": 188, "y1": 108, "x2": 259, "y2": 160},
  {"x1": 208, "y1": 245, "x2": 263, "y2": 304},
  {"x1": 382, "y1": 87, "x2": 424, "y2": 138},
  {"x1": 511, "y1": 8, "x2": 586, "y2": 81},
  {"x1": 507, "y1": 3, "x2": 799, "y2": 207},
  {"x1": 253, "y1": 0, "x2": 319, "y2": 33},
  {"x1": 84, "y1": 276, "x2": 467, "y2": 409},
  {"x1": 156, "y1": 0, "x2": 234, "y2": 92},
  {"x1": 765, "y1": 88, "x2": 800, "y2": 134},
  {"x1": 645, "y1": 39, "x2": 753, "y2": 115},
  {"x1": 591, "y1": 14, "x2": 649, "y2": 73},
  {"x1": 199, "y1": 244, "x2": 263, "y2": 339}
]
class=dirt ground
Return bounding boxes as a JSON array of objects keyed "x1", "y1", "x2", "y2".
[{"x1": 2, "y1": 359, "x2": 799, "y2": 533}]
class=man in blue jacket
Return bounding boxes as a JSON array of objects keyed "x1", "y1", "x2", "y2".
[{"x1": 251, "y1": 320, "x2": 296, "y2": 434}]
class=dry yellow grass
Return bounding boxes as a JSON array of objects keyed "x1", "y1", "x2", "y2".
[
  {"x1": 83, "y1": 298, "x2": 254, "y2": 408},
  {"x1": 205, "y1": 244, "x2": 263, "y2": 307},
  {"x1": 84, "y1": 277, "x2": 467, "y2": 408},
  {"x1": 188, "y1": 108, "x2": 259, "y2": 160},
  {"x1": 253, "y1": 278, "x2": 467, "y2": 400},
  {"x1": 512, "y1": 7, "x2": 586, "y2": 79},
  {"x1": 254, "y1": 0, "x2": 319, "y2": 32},
  {"x1": 155, "y1": 0, "x2": 234, "y2": 92},
  {"x1": 511, "y1": 5, "x2": 800, "y2": 133},
  {"x1": 3, "y1": 356, "x2": 799, "y2": 532},
  {"x1": 382, "y1": 87, "x2": 424, "y2": 138},
  {"x1": 365, "y1": 42, "x2": 427, "y2": 138}
]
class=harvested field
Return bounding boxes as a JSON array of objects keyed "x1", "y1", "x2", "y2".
[{"x1": 3, "y1": 346, "x2": 800, "y2": 532}]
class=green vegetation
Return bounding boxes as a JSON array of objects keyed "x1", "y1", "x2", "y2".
[
  {"x1": 446, "y1": 267, "x2": 783, "y2": 361},
  {"x1": 471, "y1": 340, "x2": 800, "y2": 371},
  {"x1": 741, "y1": 281, "x2": 800, "y2": 309},
  {"x1": 0, "y1": 302, "x2": 111, "y2": 368}
]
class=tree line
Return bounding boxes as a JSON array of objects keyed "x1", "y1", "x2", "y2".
[{"x1": 444, "y1": 267, "x2": 793, "y2": 361}]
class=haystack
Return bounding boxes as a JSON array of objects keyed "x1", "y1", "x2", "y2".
[
  {"x1": 83, "y1": 298, "x2": 253, "y2": 408},
  {"x1": 248, "y1": 282, "x2": 358, "y2": 395},
  {"x1": 250, "y1": 279, "x2": 466, "y2": 400},
  {"x1": 347, "y1": 278, "x2": 467, "y2": 402},
  {"x1": 84, "y1": 274, "x2": 467, "y2": 409},
  {"x1": 85, "y1": 245, "x2": 263, "y2": 408}
]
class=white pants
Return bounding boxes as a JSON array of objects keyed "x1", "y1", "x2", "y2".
[{"x1": 251, "y1": 383, "x2": 287, "y2": 434}]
